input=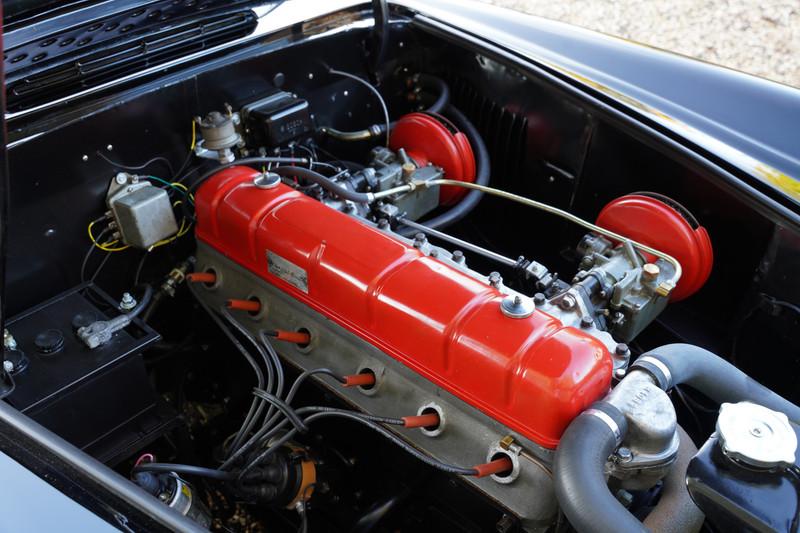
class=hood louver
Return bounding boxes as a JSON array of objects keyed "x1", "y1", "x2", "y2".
[{"x1": 5, "y1": 5, "x2": 258, "y2": 113}]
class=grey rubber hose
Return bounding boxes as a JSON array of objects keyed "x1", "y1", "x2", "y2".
[
  {"x1": 633, "y1": 343, "x2": 800, "y2": 423},
  {"x1": 553, "y1": 403, "x2": 647, "y2": 533},
  {"x1": 270, "y1": 166, "x2": 373, "y2": 204},
  {"x1": 643, "y1": 426, "x2": 704, "y2": 533}
]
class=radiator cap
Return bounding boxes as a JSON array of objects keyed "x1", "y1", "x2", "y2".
[{"x1": 717, "y1": 402, "x2": 797, "y2": 470}]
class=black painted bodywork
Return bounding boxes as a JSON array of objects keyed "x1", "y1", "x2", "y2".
[{"x1": 0, "y1": 1, "x2": 798, "y2": 530}]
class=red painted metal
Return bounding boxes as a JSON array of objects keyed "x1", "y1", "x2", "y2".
[
  {"x1": 596, "y1": 194, "x2": 713, "y2": 301},
  {"x1": 195, "y1": 167, "x2": 612, "y2": 448},
  {"x1": 389, "y1": 112, "x2": 475, "y2": 206}
]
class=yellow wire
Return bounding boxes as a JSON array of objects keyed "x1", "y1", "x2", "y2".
[
  {"x1": 169, "y1": 181, "x2": 194, "y2": 203},
  {"x1": 147, "y1": 200, "x2": 193, "y2": 250},
  {"x1": 87, "y1": 219, "x2": 130, "y2": 252},
  {"x1": 189, "y1": 120, "x2": 197, "y2": 151}
]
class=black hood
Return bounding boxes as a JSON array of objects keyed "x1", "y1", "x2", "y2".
[{"x1": 2, "y1": 0, "x2": 273, "y2": 113}]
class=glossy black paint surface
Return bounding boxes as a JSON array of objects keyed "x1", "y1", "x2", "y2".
[{"x1": 399, "y1": 1, "x2": 800, "y2": 210}]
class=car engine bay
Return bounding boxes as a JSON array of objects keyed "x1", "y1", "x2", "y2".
[{"x1": 1, "y1": 4, "x2": 799, "y2": 532}]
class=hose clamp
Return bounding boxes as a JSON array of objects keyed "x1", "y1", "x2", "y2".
[
  {"x1": 585, "y1": 408, "x2": 622, "y2": 444},
  {"x1": 633, "y1": 355, "x2": 673, "y2": 390}
]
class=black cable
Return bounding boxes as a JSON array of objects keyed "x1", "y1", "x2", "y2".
[
  {"x1": 259, "y1": 331, "x2": 286, "y2": 413},
  {"x1": 219, "y1": 307, "x2": 274, "y2": 454},
  {"x1": 188, "y1": 283, "x2": 266, "y2": 456},
  {"x1": 132, "y1": 462, "x2": 237, "y2": 481},
  {"x1": 252, "y1": 388, "x2": 309, "y2": 434},
  {"x1": 126, "y1": 284, "x2": 153, "y2": 318},
  {"x1": 80, "y1": 225, "x2": 112, "y2": 284},
  {"x1": 96, "y1": 152, "x2": 175, "y2": 179},
  {"x1": 220, "y1": 368, "x2": 346, "y2": 470},
  {"x1": 415, "y1": 74, "x2": 450, "y2": 114},
  {"x1": 133, "y1": 251, "x2": 149, "y2": 286},
  {"x1": 240, "y1": 409, "x2": 479, "y2": 479},
  {"x1": 672, "y1": 386, "x2": 704, "y2": 437},
  {"x1": 185, "y1": 157, "x2": 309, "y2": 193}
]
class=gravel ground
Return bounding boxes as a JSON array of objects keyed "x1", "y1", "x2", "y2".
[{"x1": 482, "y1": 0, "x2": 800, "y2": 88}]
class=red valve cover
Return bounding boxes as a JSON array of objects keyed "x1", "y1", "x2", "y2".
[{"x1": 195, "y1": 167, "x2": 612, "y2": 448}]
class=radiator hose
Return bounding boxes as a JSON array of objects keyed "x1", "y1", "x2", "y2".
[
  {"x1": 555, "y1": 343, "x2": 800, "y2": 532},
  {"x1": 632, "y1": 343, "x2": 800, "y2": 423}
]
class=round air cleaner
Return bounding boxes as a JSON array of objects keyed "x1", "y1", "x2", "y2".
[
  {"x1": 389, "y1": 112, "x2": 475, "y2": 205},
  {"x1": 595, "y1": 193, "x2": 713, "y2": 301}
]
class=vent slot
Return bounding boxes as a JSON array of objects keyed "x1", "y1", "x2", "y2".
[
  {"x1": 5, "y1": 4, "x2": 257, "y2": 112},
  {"x1": 446, "y1": 76, "x2": 528, "y2": 189}
]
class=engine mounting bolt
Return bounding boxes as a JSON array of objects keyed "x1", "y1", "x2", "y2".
[
  {"x1": 615, "y1": 343, "x2": 629, "y2": 356},
  {"x1": 580, "y1": 315, "x2": 593, "y2": 329},
  {"x1": 452, "y1": 250, "x2": 465, "y2": 264},
  {"x1": 617, "y1": 447, "x2": 633, "y2": 463},
  {"x1": 533, "y1": 293, "x2": 546, "y2": 306},
  {"x1": 488, "y1": 272, "x2": 502, "y2": 288},
  {"x1": 559, "y1": 294, "x2": 577, "y2": 310},
  {"x1": 642, "y1": 263, "x2": 661, "y2": 281},
  {"x1": 119, "y1": 292, "x2": 137, "y2": 311}
]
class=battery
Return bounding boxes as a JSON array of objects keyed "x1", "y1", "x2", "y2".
[{"x1": 4, "y1": 283, "x2": 176, "y2": 465}]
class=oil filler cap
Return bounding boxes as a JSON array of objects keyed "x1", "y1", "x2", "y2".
[{"x1": 717, "y1": 402, "x2": 797, "y2": 470}]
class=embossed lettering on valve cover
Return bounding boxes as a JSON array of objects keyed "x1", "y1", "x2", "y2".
[{"x1": 194, "y1": 167, "x2": 613, "y2": 448}]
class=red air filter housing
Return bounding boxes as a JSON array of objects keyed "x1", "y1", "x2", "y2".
[
  {"x1": 195, "y1": 167, "x2": 612, "y2": 448},
  {"x1": 389, "y1": 112, "x2": 475, "y2": 205},
  {"x1": 596, "y1": 194, "x2": 713, "y2": 301}
]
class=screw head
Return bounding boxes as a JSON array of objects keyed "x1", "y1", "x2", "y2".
[
  {"x1": 488, "y1": 272, "x2": 502, "y2": 287},
  {"x1": 82, "y1": 154, "x2": 89, "y2": 162},
  {"x1": 580, "y1": 315, "x2": 593, "y2": 329},
  {"x1": 106, "y1": 144, "x2": 113, "y2": 151},
  {"x1": 615, "y1": 343, "x2": 629, "y2": 356},
  {"x1": 533, "y1": 293, "x2": 546, "y2": 306},
  {"x1": 614, "y1": 368, "x2": 627, "y2": 380},
  {"x1": 3, "y1": 360, "x2": 14, "y2": 373},
  {"x1": 617, "y1": 447, "x2": 633, "y2": 462}
]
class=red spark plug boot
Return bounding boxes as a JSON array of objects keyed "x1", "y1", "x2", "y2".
[{"x1": 226, "y1": 298, "x2": 261, "y2": 314}]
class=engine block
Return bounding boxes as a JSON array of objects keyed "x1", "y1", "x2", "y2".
[{"x1": 193, "y1": 166, "x2": 615, "y2": 527}]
